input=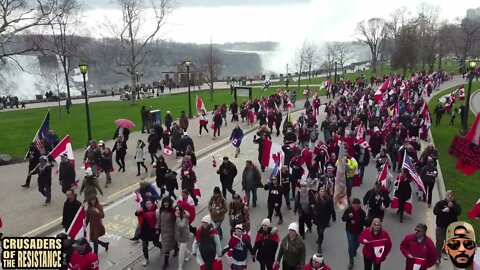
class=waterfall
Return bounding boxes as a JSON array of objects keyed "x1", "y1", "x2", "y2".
[{"x1": 0, "y1": 55, "x2": 45, "y2": 100}]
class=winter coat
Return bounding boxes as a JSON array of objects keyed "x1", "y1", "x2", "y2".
[
  {"x1": 100, "y1": 148, "x2": 113, "y2": 172},
  {"x1": 217, "y1": 161, "x2": 238, "y2": 183},
  {"x1": 229, "y1": 201, "x2": 250, "y2": 231},
  {"x1": 177, "y1": 196, "x2": 196, "y2": 224},
  {"x1": 155, "y1": 160, "x2": 168, "y2": 186},
  {"x1": 230, "y1": 128, "x2": 244, "y2": 146},
  {"x1": 294, "y1": 191, "x2": 315, "y2": 217},
  {"x1": 277, "y1": 236, "x2": 306, "y2": 270},
  {"x1": 394, "y1": 175, "x2": 412, "y2": 202},
  {"x1": 241, "y1": 166, "x2": 263, "y2": 190},
  {"x1": 253, "y1": 227, "x2": 280, "y2": 264},
  {"x1": 181, "y1": 170, "x2": 196, "y2": 191},
  {"x1": 192, "y1": 228, "x2": 223, "y2": 269},
  {"x1": 313, "y1": 198, "x2": 336, "y2": 227},
  {"x1": 433, "y1": 199, "x2": 461, "y2": 228},
  {"x1": 80, "y1": 176, "x2": 103, "y2": 202},
  {"x1": 86, "y1": 204, "x2": 105, "y2": 241},
  {"x1": 135, "y1": 205, "x2": 160, "y2": 242},
  {"x1": 147, "y1": 134, "x2": 160, "y2": 154},
  {"x1": 363, "y1": 187, "x2": 390, "y2": 217},
  {"x1": 180, "y1": 114, "x2": 189, "y2": 130},
  {"x1": 159, "y1": 209, "x2": 176, "y2": 252},
  {"x1": 209, "y1": 194, "x2": 228, "y2": 222},
  {"x1": 400, "y1": 234, "x2": 437, "y2": 270},
  {"x1": 175, "y1": 213, "x2": 190, "y2": 243},
  {"x1": 359, "y1": 228, "x2": 392, "y2": 263},
  {"x1": 68, "y1": 249, "x2": 99, "y2": 270},
  {"x1": 222, "y1": 233, "x2": 254, "y2": 263},
  {"x1": 138, "y1": 184, "x2": 161, "y2": 205},
  {"x1": 112, "y1": 140, "x2": 127, "y2": 158},
  {"x1": 59, "y1": 161, "x2": 76, "y2": 191},
  {"x1": 264, "y1": 183, "x2": 283, "y2": 206},
  {"x1": 134, "y1": 146, "x2": 147, "y2": 162},
  {"x1": 213, "y1": 113, "x2": 223, "y2": 127},
  {"x1": 62, "y1": 199, "x2": 82, "y2": 230},
  {"x1": 369, "y1": 133, "x2": 384, "y2": 156},
  {"x1": 37, "y1": 163, "x2": 52, "y2": 185},
  {"x1": 171, "y1": 126, "x2": 183, "y2": 148},
  {"x1": 179, "y1": 136, "x2": 195, "y2": 154},
  {"x1": 164, "y1": 170, "x2": 178, "y2": 192},
  {"x1": 84, "y1": 146, "x2": 102, "y2": 165},
  {"x1": 341, "y1": 207, "x2": 367, "y2": 234}
]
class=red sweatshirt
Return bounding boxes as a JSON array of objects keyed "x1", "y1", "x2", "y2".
[
  {"x1": 358, "y1": 228, "x2": 392, "y2": 263},
  {"x1": 400, "y1": 233, "x2": 437, "y2": 270}
]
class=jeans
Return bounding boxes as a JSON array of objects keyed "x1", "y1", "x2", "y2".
[
  {"x1": 359, "y1": 165, "x2": 366, "y2": 183},
  {"x1": 245, "y1": 188, "x2": 257, "y2": 206},
  {"x1": 214, "y1": 221, "x2": 223, "y2": 240},
  {"x1": 221, "y1": 180, "x2": 235, "y2": 198},
  {"x1": 435, "y1": 226, "x2": 447, "y2": 260},
  {"x1": 364, "y1": 257, "x2": 381, "y2": 270},
  {"x1": 38, "y1": 182, "x2": 51, "y2": 202},
  {"x1": 92, "y1": 239, "x2": 108, "y2": 255},
  {"x1": 116, "y1": 155, "x2": 125, "y2": 170},
  {"x1": 346, "y1": 231, "x2": 360, "y2": 260},
  {"x1": 316, "y1": 225, "x2": 326, "y2": 247},
  {"x1": 142, "y1": 239, "x2": 162, "y2": 260},
  {"x1": 136, "y1": 162, "x2": 147, "y2": 173}
]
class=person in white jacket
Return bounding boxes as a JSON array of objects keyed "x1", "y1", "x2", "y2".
[
  {"x1": 191, "y1": 215, "x2": 223, "y2": 270},
  {"x1": 198, "y1": 110, "x2": 209, "y2": 137},
  {"x1": 135, "y1": 139, "x2": 148, "y2": 176}
]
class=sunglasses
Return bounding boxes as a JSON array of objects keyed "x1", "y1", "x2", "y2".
[{"x1": 447, "y1": 239, "x2": 476, "y2": 250}]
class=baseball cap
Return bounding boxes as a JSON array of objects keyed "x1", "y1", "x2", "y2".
[
  {"x1": 72, "y1": 237, "x2": 89, "y2": 248},
  {"x1": 446, "y1": 221, "x2": 476, "y2": 241}
]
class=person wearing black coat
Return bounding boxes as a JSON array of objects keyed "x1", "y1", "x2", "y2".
[
  {"x1": 22, "y1": 143, "x2": 41, "y2": 188},
  {"x1": 164, "y1": 169, "x2": 178, "y2": 199},
  {"x1": 213, "y1": 112, "x2": 223, "y2": 138},
  {"x1": 294, "y1": 182, "x2": 315, "y2": 238},
  {"x1": 181, "y1": 169, "x2": 197, "y2": 205},
  {"x1": 179, "y1": 133, "x2": 195, "y2": 156},
  {"x1": 354, "y1": 144, "x2": 370, "y2": 184},
  {"x1": 264, "y1": 177, "x2": 283, "y2": 225},
  {"x1": 113, "y1": 127, "x2": 130, "y2": 142},
  {"x1": 99, "y1": 142, "x2": 113, "y2": 188},
  {"x1": 341, "y1": 198, "x2": 367, "y2": 267},
  {"x1": 274, "y1": 111, "x2": 283, "y2": 137},
  {"x1": 253, "y1": 132, "x2": 270, "y2": 172},
  {"x1": 147, "y1": 131, "x2": 160, "y2": 164},
  {"x1": 394, "y1": 170, "x2": 412, "y2": 223},
  {"x1": 59, "y1": 155, "x2": 76, "y2": 194},
  {"x1": 164, "y1": 111, "x2": 173, "y2": 132},
  {"x1": 36, "y1": 156, "x2": 53, "y2": 205},
  {"x1": 253, "y1": 220, "x2": 280, "y2": 270},
  {"x1": 216, "y1": 157, "x2": 237, "y2": 198},
  {"x1": 57, "y1": 233, "x2": 74, "y2": 270},
  {"x1": 420, "y1": 159, "x2": 438, "y2": 207},
  {"x1": 62, "y1": 190, "x2": 82, "y2": 231},
  {"x1": 312, "y1": 187, "x2": 336, "y2": 254},
  {"x1": 155, "y1": 156, "x2": 169, "y2": 197},
  {"x1": 363, "y1": 182, "x2": 391, "y2": 226},
  {"x1": 257, "y1": 108, "x2": 267, "y2": 126},
  {"x1": 433, "y1": 190, "x2": 461, "y2": 263},
  {"x1": 277, "y1": 166, "x2": 291, "y2": 208},
  {"x1": 112, "y1": 136, "x2": 127, "y2": 172}
]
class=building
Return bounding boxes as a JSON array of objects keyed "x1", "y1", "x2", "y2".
[
  {"x1": 162, "y1": 63, "x2": 203, "y2": 88},
  {"x1": 466, "y1": 8, "x2": 480, "y2": 20}
]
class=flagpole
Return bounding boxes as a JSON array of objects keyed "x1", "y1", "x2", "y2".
[{"x1": 25, "y1": 109, "x2": 51, "y2": 159}]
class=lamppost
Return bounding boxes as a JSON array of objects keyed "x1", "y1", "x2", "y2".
[
  {"x1": 461, "y1": 60, "x2": 478, "y2": 135},
  {"x1": 79, "y1": 63, "x2": 92, "y2": 142},
  {"x1": 183, "y1": 59, "x2": 193, "y2": 118},
  {"x1": 334, "y1": 61, "x2": 338, "y2": 84}
]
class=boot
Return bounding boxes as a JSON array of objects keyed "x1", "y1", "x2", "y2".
[
  {"x1": 399, "y1": 212, "x2": 404, "y2": 223},
  {"x1": 347, "y1": 260, "x2": 354, "y2": 269},
  {"x1": 163, "y1": 255, "x2": 169, "y2": 270}
]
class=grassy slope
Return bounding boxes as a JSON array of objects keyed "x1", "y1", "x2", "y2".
[
  {"x1": 0, "y1": 86, "x2": 325, "y2": 158},
  {"x1": 428, "y1": 82, "x2": 480, "y2": 240}
]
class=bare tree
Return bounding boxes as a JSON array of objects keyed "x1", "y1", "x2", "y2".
[
  {"x1": 0, "y1": 0, "x2": 59, "y2": 61},
  {"x1": 42, "y1": 67, "x2": 65, "y2": 116},
  {"x1": 391, "y1": 22, "x2": 418, "y2": 76},
  {"x1": 304, "y1": 43, "x2": 318, "y2": 84},
  {"x1": 107, "y1": 0, "x2": 171, "y2": 103},
  {"x1": 332, "y1": 42, "x2": 354, "y2": 71},
  {"x1": 416, "y1": 3, "x2": 440, "y2": 71},
  {"x1": 355, "y1": 18, "x2": 388, "y2": 73},
  {"x1": 293, "y1": 40, "x2": 310, "y2": 88},
  {"x1": 200, "y1": 38, "x2": 222, "y2": 101},
  {"x1": 321, "y1": 42, "x2": 335, "y2": 78}
]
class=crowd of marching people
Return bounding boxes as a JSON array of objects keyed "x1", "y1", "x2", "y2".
[{"x1": 22, "y1": 68, "x2": 477, "y2": 270}]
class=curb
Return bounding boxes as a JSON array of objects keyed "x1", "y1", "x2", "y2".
[{"x1": 469, "y1": 89, "x2": 480, "y2": 115}]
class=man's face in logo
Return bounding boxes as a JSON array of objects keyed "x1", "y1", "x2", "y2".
[{"x1": 444, "y1": 226, "x2": 477, "y2": 268}]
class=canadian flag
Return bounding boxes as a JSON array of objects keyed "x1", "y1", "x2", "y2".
[
  {"x1": 67, "y1": 205, "x2": 86, "y2": 240},
  {"x1": 163, "y1": 145, "x2": 173, "y2": 156},
  {"x1": 412, "y1": 257, "x2": 425, "y2": 270},
  {"x1": 320, "y1": 79, "x2": 329, "y2": 89},
  {"x1": 459, "y1": 85, "x2": 465, "y2": 100},
  {"x1": 377, "y1": 162, "x2": 389, "y2": 189},
  {"x1": 393, "y1": 76, "x2": 399, "y2": 86},
  {"x1": 261, "y1": 138, "x2": 283, "y2": 168},
  {"x1": 468, "y1": 198, "x2": 480, "y2": 219},
  {"x1": 420, "y1": 102, "x2": 431, "y2": 129},
  {"x1": 196, "y1": 95, "x2": 206, "y2": 113},
  {"x1": 371, "y1": 238, "x2": 389, "y2": 263},
  {"x1": 50, "y1": 135, "x2": 75, "y2": 167},
  {"x1": 400, "y1": 80, "x2": 407, "y2": 91},
  {"x1": 390, "y1": 176, "x2": 413, "y2": 215},
  {"x1": 456, "y1": 112, "x2": 480, "y2": 175},
  {"x1": 194, "y1": 182, "x2": 201, "y2": 198},
  {"x1": 303, "y1": 88, "x2": 309, "y2": 96},
  {"x1": 379, "y1": 78, "x2": 390, "y2": 92},
  {"x1": 355, "y1": 122, "x2": 371, "y2": 150}
]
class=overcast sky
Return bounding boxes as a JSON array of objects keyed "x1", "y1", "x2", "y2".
[{"x1": 82, "y1": 0, "x2": 476, "y2": 61}]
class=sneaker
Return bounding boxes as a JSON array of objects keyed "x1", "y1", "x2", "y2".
[
  {"x1": 198, "y1": 134, "x2": 201, "y2": 137},
  {"x1": 21, "y1": 184, "x2": 29, "y2": 188},
  {"x1": 443, "y1": 255, "x2": 448, "y2": 260},
  {"x1": 142, "y1": 259, "x2": 149, "y2": 266},
  {"x1": 278, "y1": 219, "x2": 283, "y2": 225}
]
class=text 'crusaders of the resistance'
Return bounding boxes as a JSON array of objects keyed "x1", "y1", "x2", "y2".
[{"x1": 1, "y1": 237, "x2": 62, "y2": 269}]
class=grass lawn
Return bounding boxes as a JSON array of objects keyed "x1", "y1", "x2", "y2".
[
  {"x1": 429, "y1": 82, "x2": 480, "y2": 240},
  {"x1": 0, "y1": 86, "x2": 325, "y2": 159},
  {"x1": 261, "y1": 60, "x2": 460, "y2": 87}
]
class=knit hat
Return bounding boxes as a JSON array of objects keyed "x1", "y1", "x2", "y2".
[
  {"x1": 261, "y1": 218, "x2": 271, "y2": 227},
  {"x1": 201, "y1": 215, "x2": 212, "y2": 225},
  {"x1": 235, "y1": 224, "x2": 243, "y2": 231},
  {"x1": 312, "y1": 253, "x2": 324, "y2": 264},
  {"x1": 288, "y1": 222, "x2": 299, "y2": 235},
  {"x1": 213, "y1": 186, "x2": 221, "y2": 195}
]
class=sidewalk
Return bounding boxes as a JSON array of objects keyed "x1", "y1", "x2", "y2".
[{"x1": 0, "y1": 97, "x2": 310, "y2": 237}]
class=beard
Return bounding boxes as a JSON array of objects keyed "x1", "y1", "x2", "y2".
[{"x1": 449, "y1": 253, "x2": 474, "y2": 269}]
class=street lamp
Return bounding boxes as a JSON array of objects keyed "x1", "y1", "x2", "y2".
[
  {"x1": 461, "y1": 60, "x2": 478, "y2": 135},
  {"x1": 183, "y1": 59, "x2": 192, "y2": 118},
  {"x1": 79, "y1": 63, "x2": 92, "y2": 142},
  {"x1": 334, "y1": 61, "x2": 338, "y2": 84}
]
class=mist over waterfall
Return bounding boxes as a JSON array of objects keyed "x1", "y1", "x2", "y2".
[{"x1": 0, "y1": 55, "x2": 45, "y2": 99}]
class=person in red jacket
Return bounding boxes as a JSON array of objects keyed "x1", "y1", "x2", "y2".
[
  {"x1": 68, "y1": 238, "x2": 99, "y2": 270},
  {"x1": 400, "y1": 223, "x2": 437, "y2": 270},
  {"x1": 302, "y1": 253, "x2": 331, "y2": 270},
  {"x1": 358, "y1": 218, "x2": 392, "y2": 270}
]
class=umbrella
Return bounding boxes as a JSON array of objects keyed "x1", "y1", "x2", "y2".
[{"x1": 115, "y1": 119, "x2": 135, "y2": 128}]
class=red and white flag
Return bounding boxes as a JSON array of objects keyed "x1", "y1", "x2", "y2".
[
  {"x1": 261, "y1": 138, "x2": 283, "y2": 168},
  {"x1": 134, "y1": 191, "x2": 143, "y2": 207},
  {"x1": 400, "y1": 80, "x2": 407, "y2": 91},
  {"x1": 163, "y1": 145, "x2": 173, "y2": 156},
  {"x1": 390, "y1": 176, "x2": 413, "y2": 215},
  {"x1": 355, "y1": 122, "x2": 371, "y2": 150},
  {"x1": 420, "y1": 102, "x2": 431, "y2": 129},
  {"x1": 212, "y1": 157, "x2": 217, "y2": 168},
  {"x1": 196, "y1": 95, "x2": 206, "y2": 113},
  {"x1": 50, "y1": 135, "x2": 75, "y2": 167},
  {"x1": 193, "y1": 182, "x2": 201, "y2": 198},
  {"x1": 459, "y1": 85, "x2": 465, "y2": 100},
  {"x1": 379, "y1": 78, "x2": 390, "y2": 92},
  {"x1": 377, "y1": 162, "x2": 389, "y2": 189},
  {"x1": 320, "y1": 79, "x2": 329, "y2": 89},
  {"x1": 468, "y1": 198, "x2": 480, "y2": 219},
  {"x1": 67, "y1": 205, "x2": 86, "y2": 240}
]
